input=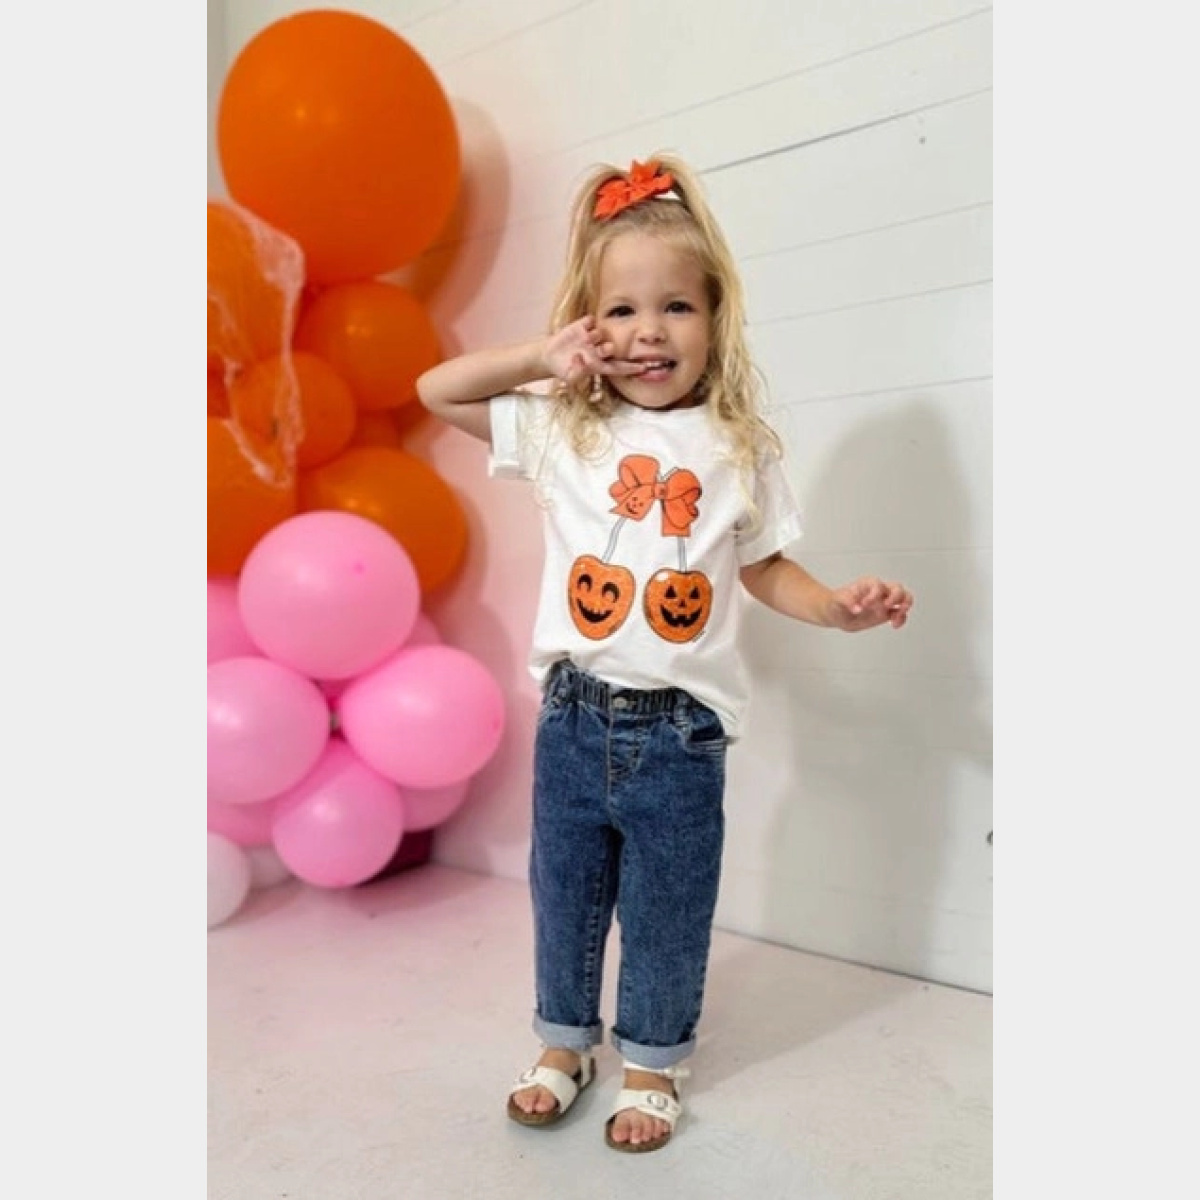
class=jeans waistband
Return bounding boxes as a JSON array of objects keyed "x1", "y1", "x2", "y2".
[{"x1": 547, "y1": 660, "x2": 694, "y2": 719}]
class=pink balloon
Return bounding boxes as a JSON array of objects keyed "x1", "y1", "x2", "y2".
[
  {"x1": 317, "y1": 676, "x2": 351, "y2": 706},
  {"x1": 238, "y1": 511, "x2": 421, "y2": 680},
  {"x1": 271, "y1": 738, "x2": 406, "y2": 888},
  {"x1": 401, "y1": 778, "x2": 470, "y2": 832},
  {"x1": 339, "y1": 644, "x2": 506, "y2": 789},
  {"x1": 320, "y1": 614, "x2": 442, "y2": 714},
  {"x1": 208, "y1": 577, "x2": 257, "y2": 664},
  {"x1": 208, "y1": 797, "x2": 276, "y2": 847},
  {"x1": 406, "y1": 613, "x2": 443, "y2": 648},
  {"x1": 208, "y1": 656, "x2": 331, "y2": 805}
]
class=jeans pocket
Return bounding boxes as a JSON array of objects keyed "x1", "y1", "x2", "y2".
[
  {"x1": 673, "y1": 704, "x2": 728, "y2": 758},
  {"x1": 536, "y1": 685, "x2": 570, "y2": 729}
]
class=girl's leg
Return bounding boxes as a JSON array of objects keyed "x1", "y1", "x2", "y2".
[
  {"x1": 512, "y1": 675, "x2": 618, "y2": 1115},
  {"x1": 607, "y1": 696, "x2": 727, "y2": 1143},
  {"x1": 529, "y1": 694, "x2": 619, "y2": 1046}
]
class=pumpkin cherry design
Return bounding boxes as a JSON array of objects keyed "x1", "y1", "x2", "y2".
[
  {"x1": 608, "y1": 455, "x2": 712, "y2": 644},
  {"x1": 644, "y1": 564, "x2": 713, "y2": 643},
  {"x1": 566, "y1": 488, "x2": 640, "y2": 639},
  {"x1": 567, "y1": 553, "x2": 635, "y2": 639}
]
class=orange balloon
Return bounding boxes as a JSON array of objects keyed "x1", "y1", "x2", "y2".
[
  {"x1": 208, "y1": 363, "x2": 230, "y2": 417},
  {"x1": 348, "y1": 410, "x2": 409, "y2": 450},
  {"x1": 299, "y1": 446, "x2": 467, "y2": 593},
  {"x1": 294, "y1": 281, "x2": 440, "y2": 413},
  {"x1": 208, "y1": 418, "x2": 297, "y2": 575},
  {"x1": 229, "y1": 351, "x2": 357, "y2": 470},
  {"x1": 344, "y1": 405, "x2": 430, "y2": 454},
  {"x1": 208, "y1": 201, "x2": 303, "y2": 377},
  {"x1": 216, "y1": 10, "x2": 461, "y2": 284},
  {"x1": 393, "y1": 401, "x2": 430, "y2": 437}
]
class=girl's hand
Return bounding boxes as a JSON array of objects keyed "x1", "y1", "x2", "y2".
[
  {"x1": 827, "y1": 577, "x2": 913, "y2": 631},
  {"x1": 543, "y1": 317, "x2": 641, "y2": 386}
]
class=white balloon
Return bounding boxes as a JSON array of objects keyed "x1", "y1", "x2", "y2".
[
  {"x1": 246, "y1": 845, "x2": 292, "y2": 890},
  {"x1": 208, "y1": 833, "x2": 251, "y2": 928}
]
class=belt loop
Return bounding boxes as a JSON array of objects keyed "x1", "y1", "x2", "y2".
[
  {"x1": 672, "y1": 689, "x2": 690, "y2": 728},
  {"x1": 547, "y1": 659, "x2": 566, "y2": 703},
  {"x1": 553, "y1": 658, "x2": 577, "y2": 703}
]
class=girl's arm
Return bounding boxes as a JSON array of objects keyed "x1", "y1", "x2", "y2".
[
  {"x1": 740, "y1": 553, "x2": 912, "y2": 631},
  {"x1": 417, "y1": 317, "x2": 641, "y2": 444},
  {"x1": 416, "y1": 339, "x2": 551, "y2": 444}
]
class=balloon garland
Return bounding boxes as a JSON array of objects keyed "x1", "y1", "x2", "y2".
[{"x1": 208, "y1": 12, "x2": 499, "y2": 927}]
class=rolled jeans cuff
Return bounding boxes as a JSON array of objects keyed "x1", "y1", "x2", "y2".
[
  {"x1": 610, "y1": 1031, "x2": 696, "y2": 1070},
  {"x1": 533, "y1": 1013, "x2": 604, "y2": 1054}
]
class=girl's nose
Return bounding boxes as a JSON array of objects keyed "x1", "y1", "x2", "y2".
[{"x1": 636, "y1": 317, "x2": 666, "y2": 343}]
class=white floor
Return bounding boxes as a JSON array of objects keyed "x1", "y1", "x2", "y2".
[{"x1": 209, "y1": 864, "x2": 991, "y2": 1200}]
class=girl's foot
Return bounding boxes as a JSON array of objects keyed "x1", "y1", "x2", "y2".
[
  {"x1": 508, "y1": 1047, "x2": 583, "y2": 1118},
  {"x1": 606, "y1": 1068, "x2": 677, "y2": 1148}
]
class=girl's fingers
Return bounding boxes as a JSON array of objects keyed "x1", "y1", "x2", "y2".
[
  {"x1": 599, "y1": 358, "x2": 645, "y2": 376},
  {"x1": 835, "y1": 578, "x2": 912, "y2": 628},
  {"x1": 842, "y1": 587, "x2": 866, "y2": 615},
  {"x1": 849, "y1": 580, "x2": 876, "y2": 612},
  {"x1": 882, "y1": 585, "x2": 912, "y2": 627}
]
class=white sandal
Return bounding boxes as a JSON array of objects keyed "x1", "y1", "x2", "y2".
[
  {"x1": 604, "y1": 1062, "x2": 689, "y2": 1153},
  {"x1": 506, "y1": 1052, "x2": 595, "y2": 1127}
]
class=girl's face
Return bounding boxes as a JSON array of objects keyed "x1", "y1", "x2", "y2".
[{"x1": 593, "y1": 232, "x2": 713, "y2": 411}]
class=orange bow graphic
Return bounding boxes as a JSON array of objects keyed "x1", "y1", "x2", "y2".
[
  {"x1": 593, "y1": 161, "x2": 676, "y2": 221},
  {"x1": 608, "y1": 455, "x2": 702, "y2": 537}
]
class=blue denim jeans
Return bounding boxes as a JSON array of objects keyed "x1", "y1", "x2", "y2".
[{"x1": 529, "y1": 660, "x2": 727, "y2": 1070}]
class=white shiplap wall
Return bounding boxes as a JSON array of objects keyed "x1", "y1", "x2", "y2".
[{"x1": 214, "y1": 0, "x2": 993, "y2": 993}]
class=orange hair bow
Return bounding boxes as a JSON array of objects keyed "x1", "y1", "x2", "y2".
[
  {"x1": 609, "y1": 455, "x2": 702, "y2": 537},
  {"x1": 593, "y1": 161, "x2": 676, "y2": 221}
]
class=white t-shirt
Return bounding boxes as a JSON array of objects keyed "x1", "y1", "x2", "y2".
[{"x1": 489, "y1": 393, "x2": 802, "y2": 739}]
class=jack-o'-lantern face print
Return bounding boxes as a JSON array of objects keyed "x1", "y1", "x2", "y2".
[
  {"x1": 643, "y1": 568, "x2": 712, "y2": 643},
  {"x1": 568, "y1": 554, "x2": 635, "y2": 639}
]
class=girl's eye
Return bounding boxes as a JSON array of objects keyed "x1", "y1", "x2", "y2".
[
  {"x1": 666, "y1": 300, "x2": 694, "y2": 314},
  {"x1": 605, "y1": 305, "x2": 633, "y2": 318}
]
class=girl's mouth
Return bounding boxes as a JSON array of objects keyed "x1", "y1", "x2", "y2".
[{"x1": 631, "y1": 359, "x2": 676, "y2": 381}]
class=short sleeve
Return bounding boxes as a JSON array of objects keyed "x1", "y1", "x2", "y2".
[
  {"x1": 735, "y1": 453, "x2": 804, "y2": 566},
  {"x1": 488, "y1": 391, "x2": 558, "y2": 481},
  {"x1": 487, "y1": 394, "x2": 527, "y2": 479}
]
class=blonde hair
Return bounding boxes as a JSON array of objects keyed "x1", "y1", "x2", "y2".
[{"x1": 546, "y1": 153, "x2": 782, "y2": 477}]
